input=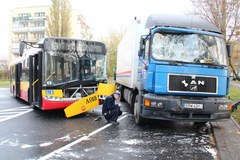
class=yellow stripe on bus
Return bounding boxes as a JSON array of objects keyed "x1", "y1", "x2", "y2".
[
  {"x1": 20, "y1": 82, "x2": 29, "y2": 91},
  {"x1": 42, "y1": 89, "x2": 63, "y2": 98}
]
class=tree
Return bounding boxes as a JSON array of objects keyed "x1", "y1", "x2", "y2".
[
  {"x1": 190, "y1": 0, "x2": 240, "y2": 79},
  {"x1": 190, "y1": 0, "x2": 240, "y2": 43},
  {"x1": 47, "y1": 0, "x2": 72, "y2": 37},
  {"x1": 102, "y1": 31, "x2": 123, "y2": 77},
  {"x1": 0, "y1": 58, "x2": 9, "y2": 79},
  {"x1": 78, "y1": 14, "x2": 92, "y2": 40}
]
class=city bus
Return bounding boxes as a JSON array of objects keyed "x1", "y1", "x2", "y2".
[{"x1": 9, "y1": 37, "x2": 107, "y2": 110}]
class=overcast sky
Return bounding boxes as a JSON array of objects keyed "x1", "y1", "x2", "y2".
[{"x1": 0, "y1": 0, "x2": 192, "y2": 60}]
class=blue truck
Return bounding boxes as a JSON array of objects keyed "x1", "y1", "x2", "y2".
[{"x1": 116, "y1": 14, "x2": 232, "y2": 125}]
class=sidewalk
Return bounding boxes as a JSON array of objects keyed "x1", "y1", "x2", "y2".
[
  {"x1": 212, "y1": 117, "x2": 240, "y2": 160},
  {"x1": 231, "y1": 81, "x2": 240, "y2": 88}
]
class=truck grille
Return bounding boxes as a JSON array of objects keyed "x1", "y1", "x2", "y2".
[{"x1": 168, "y1": 74, "x2": 217, "y2": 94}]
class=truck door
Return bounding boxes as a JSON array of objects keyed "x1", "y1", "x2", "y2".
[{"x1": 141, "y1": 39, "x2": 150, "y2": 87}]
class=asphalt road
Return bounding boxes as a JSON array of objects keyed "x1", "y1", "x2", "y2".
[{"x1": 0, "y1": 88, "x2": 217, "y2": 160}]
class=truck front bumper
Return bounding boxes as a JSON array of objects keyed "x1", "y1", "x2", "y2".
[{"x1": 141, "y1": 94, "x2": 232, "y2": 122}]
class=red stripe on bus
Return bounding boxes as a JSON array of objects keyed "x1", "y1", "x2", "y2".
[
  {"x1": 41, "y1": 97, "x2": 77, "y2": 110},
  {"x1": 20, "y1": 90, "x2": 28, "y2": 102}
]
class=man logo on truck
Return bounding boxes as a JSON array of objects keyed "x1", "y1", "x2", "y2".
[
  {"x1": 190, "y1": 85, "x2": 197, "y2": 91},
  {"x1": 182, "y1": 79, "x2": 205, "y2": 91}
]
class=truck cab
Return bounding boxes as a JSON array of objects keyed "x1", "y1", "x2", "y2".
[{"x1": 116, "y1": 14, "x2": 232, "y2": 125}]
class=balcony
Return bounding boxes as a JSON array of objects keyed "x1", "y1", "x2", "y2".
[
  {"x1": 12, "y1": 43, "x2": 20, "y2": 49},
  {"x1": 29, "y1": 16, "x2": 46, "y2": 20},
  {"x1": 12, "y1": 49, "x2": 19, "y2": 55},
  {"x1": 12, "y1": 16, "x2": 46, "y2": 21},
  {"x1": 12, "y1": 27, "x2": 29, "y2": 33},
  {"x1": 28, "y1": 26, "x2": 45, "y2": 32},
  {"x1": 12, "y1": 38, "x2": 43, "y2": 44},
  {"x1": 12, "y1": 26, "x2": 46, "y2": 33},
  {"x1": 12, "y1": 16, "x2": 30, "y2": 21}
]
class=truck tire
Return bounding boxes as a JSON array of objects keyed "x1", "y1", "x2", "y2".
[
  {"x1": 134, "y1": 95, "x2": 145, "y2": 125},
  {"x1": 119, "y1": 85, "x2": 125, "y2": 102}
]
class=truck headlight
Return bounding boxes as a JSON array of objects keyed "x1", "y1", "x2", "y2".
[
  {"x1": 157, "y1": 102, "x2": 163, "y2": 108},
  {"x1": 151, "y1": 101, "x2": 163, "y2": 108},
  {"x1": 218, "y1": 104, "x2": 229, "y2": 111}
]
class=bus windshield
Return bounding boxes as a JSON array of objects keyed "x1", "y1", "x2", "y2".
[
  {"x1": 151, "y1": 33, "x2": 228, "y2": 66},
  {"x1": 42, "y1": 38, "x2": 106, "y2": 87}
]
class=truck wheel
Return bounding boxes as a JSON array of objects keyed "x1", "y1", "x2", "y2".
[
  {"x1": 119, "y1": 86, "x2": 125, "y2": 102},
  {"x1": 134, "y1": 95, "x2": 145, "y2": 125}
]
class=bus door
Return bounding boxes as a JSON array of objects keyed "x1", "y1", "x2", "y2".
[
  {"x1": 29, "y1": 53, "x2": 42, "y2": 107},
  {"x1": 15, "y1": 63, "x2": 21, "y2": 97}
]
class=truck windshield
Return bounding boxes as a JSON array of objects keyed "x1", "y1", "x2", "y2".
[{"x1": 151, "y1": 33, "x2": 228, "y2": 66}]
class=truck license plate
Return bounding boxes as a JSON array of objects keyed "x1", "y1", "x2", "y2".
[{"x1": 184, "y1": 104, "x2": 203, "y2": 109}]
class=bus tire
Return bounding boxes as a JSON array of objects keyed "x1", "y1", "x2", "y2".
[
  {"x1": 31, "y1": 104, "x2": 39, "y2": 110},
  {"x1": 12, "y1": 86, "x2": 16, "y2": 98}
]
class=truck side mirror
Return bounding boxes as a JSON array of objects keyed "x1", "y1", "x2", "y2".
[
  {"x1": 19, "y1": 42, "x2": 25, "y2": 57},
  {"x1": 138, "y1": 36, "x2": 145, "y2": 57},
  {"x1": 227, "y1": 44, "x2": 232, "y2": 57}
]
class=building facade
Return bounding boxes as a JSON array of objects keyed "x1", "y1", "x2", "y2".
[
  {"x1": 10, "y1": 6, "x2": 49, "y2": 60},
  {"x1": 9, "y1": 6, "x2": 90, "y2": 61}
]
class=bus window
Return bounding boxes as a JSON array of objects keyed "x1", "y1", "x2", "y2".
[{"x1": 55, "y1": 56, "x2": 64, "y2": 83}]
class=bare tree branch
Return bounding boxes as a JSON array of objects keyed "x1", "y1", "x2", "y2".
[{"x1": 190, "y1": 0, "x2": 240, "y2": 42}]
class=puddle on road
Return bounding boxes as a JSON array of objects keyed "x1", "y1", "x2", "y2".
[
  {"x1": 55, "y1": 135, "x2": 71, "y2": 142},
  {"x1": 122, "y1": 139, "x2": 144, "y2": 145},
  {"x1": 21, "y1": 144, "x2": 35, "y2": 149},
  {"x1": 39, "y1": 142, "x2": 53, "y2": 147}
]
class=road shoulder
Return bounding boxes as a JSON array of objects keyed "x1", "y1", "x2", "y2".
[{"x1": 212, "y1": 117, "x2": 240, "y2": 160}]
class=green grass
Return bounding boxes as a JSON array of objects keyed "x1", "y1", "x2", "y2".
[
  {"x1": 0, "y1": 79, "x2": 9, "y2": 87},
  {"x1": 228, "y1": 85, "x2": 240, "y2": 124}
]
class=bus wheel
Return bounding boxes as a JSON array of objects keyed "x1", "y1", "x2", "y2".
[
  {"x1": 31, "y1": 105, "x2": 39, "y2": 110},
  {"x1": 134, "y1": 95, "x2": 145, "y2": 125},
  {"x1": 12, "y1": 86, "x2": 16, "y2": 98}
]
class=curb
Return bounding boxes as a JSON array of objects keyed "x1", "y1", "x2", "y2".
[
  {"x1": 212, "y1": 117, "x2": 240, "y2": 160},
  {"x1": 231, "y1": 116, "x2": 240, "y2": 130}
]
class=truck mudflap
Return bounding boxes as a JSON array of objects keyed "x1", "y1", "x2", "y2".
[
  {"x1": 140, "y1": 94, "x2": 232, "y2": 122},
  {"x1": 232, "y1": 100, "x2": 240, "y2": 111}
]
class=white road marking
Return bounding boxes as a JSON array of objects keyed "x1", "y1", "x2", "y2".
[
  {"x1": 0, "y1": 106, "x2": 33, "y2": 123},
  {"x1": 39, "y1": 114, "x2": 129, "y2": 160}
]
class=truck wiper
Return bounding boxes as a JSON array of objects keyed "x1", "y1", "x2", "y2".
[
  {"x1": 168, "y1": 60, "x2": 194, "y2": 65},
  {"x1": 167, "y1": 60, "x2": 225, "y2": 69},
  {"x1": 197, "y1": 63, "x2": 225, "y2": 69},
  {"x1": 168, "y1": 60, "x2": 184, "y2": 65}
]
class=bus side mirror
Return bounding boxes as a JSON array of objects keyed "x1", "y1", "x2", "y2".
[
  {"x1": 19, "y1": 42, "x2": 25, "y2": 57},
  {"x1": 138, "y1": 36, "x2": 145, "y2": 57},
  {"x1": 227, "y1": 44, "x2": 232, "y2": 57}
]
